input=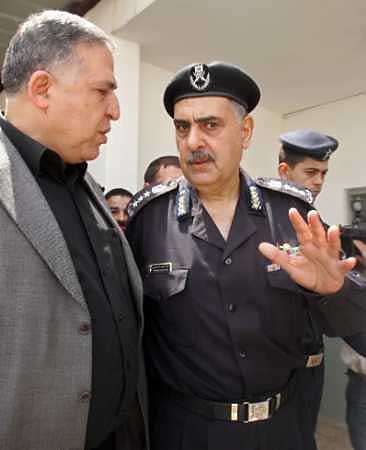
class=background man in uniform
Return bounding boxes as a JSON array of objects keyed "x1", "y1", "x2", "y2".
[
  {"x1": 277, "y1": 129, "x2": 338, "y2": 449},
  {"x1": 106, "y1": 187, "x2": 133, "y2": 232},
  {"x1": 278, "y1": 129, "x2": 337, "y2": 200},
  {"x1": 278, "y1": 130, "x2": 366, "y2": 450},
  {"x1": 143, "y1": 155, "x2": 182, "y2": 186},
  {"x1": 126, "y1": 62, "x2": 366, "y2": 450},
  {"x1": 0, "y1": 10, "x2": 147, "y2": 450}
]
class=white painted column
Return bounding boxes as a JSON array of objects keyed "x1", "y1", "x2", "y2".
[
  {"x1": 87, "y1": 37, "x2": 140, "y2": 193},
  {"x1": 86, "y1": 2, "x2": 142, "y2": 193}
]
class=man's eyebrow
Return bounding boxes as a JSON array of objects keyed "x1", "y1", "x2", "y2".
[
  {"x1": 173, "y1": 116, "x2": 219, "y2": 124},
  {"x1": 96, "y1": 80, "x2": 118, "y2": 90},
  {"x1": 194, "y1": 115, "x2": 219, "y2": 123},
  {"x1": 173, "y1": 119, "x2": 189, "y2": 125}
]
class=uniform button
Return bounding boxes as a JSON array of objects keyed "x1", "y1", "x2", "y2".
[
  {"x1": 239, "y1": 351, "x2": 247, "y2": 358},
  {"x1": 228, "y1": 303, "x2": 236, "y2": 312},
  {"x1": 224, "y1": 257, "x2": 232, "y2": 265},
  {"x1": 79, "y1": 391, "x2": 92, "y2": 402},
  {"x1": 118, "y1": 313, "x2": 126, "y2": 322},
  {"x1": 79, "y1": 322, "x2": 91, "y2": 335}
]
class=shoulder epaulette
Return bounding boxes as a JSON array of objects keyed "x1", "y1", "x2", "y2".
[
  {"x1": 127, "y1": 178, "x2": 179, "y2": 220},
  {"x1": 255, "y1": 177, "x2": 314, "y2": 205}
]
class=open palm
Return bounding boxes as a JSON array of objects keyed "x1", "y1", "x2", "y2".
[{"x1": 259, "y1": 209, "x2": 356, "y2": 295}]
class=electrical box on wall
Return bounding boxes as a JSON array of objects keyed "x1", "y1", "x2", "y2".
[{"x1": 346, "y1": 187, "x2": 366, "y2": 227}]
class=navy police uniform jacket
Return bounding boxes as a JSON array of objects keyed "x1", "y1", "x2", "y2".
[{"x1": 126, "y1": 172, "x2": 366, "y2": 450}]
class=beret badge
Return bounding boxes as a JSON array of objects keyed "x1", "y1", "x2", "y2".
[{"x1": 189, "y1": 63, "x2": 210, "y2": 91}]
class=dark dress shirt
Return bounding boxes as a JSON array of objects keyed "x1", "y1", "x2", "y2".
[{"x1": 0, "y1": 116, "x2": 139, "y2": 449}]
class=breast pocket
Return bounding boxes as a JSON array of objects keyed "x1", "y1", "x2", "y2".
[
  {"x1": 143, "y1": 268, "x2": 196, "y2": 347},
  {"x1": 144, "y1": 268, "x2": 189, "y2": 301}
]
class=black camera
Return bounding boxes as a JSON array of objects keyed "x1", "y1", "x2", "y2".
[{"x1": 340, "y1": 225, "x2": 366, "y2": 258}]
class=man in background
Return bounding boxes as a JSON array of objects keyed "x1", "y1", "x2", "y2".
[
  {"x1": 106, "y1": 188, "x2": 133, "y2": 232},
  {"x1": 278, "y1": 129, "x2": 366, "y2": 450},
  {"x1": 143, "y1": 155, "x2": 182, "y2": 186},
  {"x1": 278, "y1": 129, "x2": 338, "y2": 200},
  {"x1": 278, "y1": 129, "x2": 338, "y2": 449}
]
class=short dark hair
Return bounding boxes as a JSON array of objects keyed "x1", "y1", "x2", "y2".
[
  {"x1": 105, "y1": 188, "x2": 133, "y2": 200},
  {"x1": 278, "y1": 147, "x2": 307, "y2": 168},
  {"x1": 144, "y1": 155, "x2": 180, "y2": 184}
]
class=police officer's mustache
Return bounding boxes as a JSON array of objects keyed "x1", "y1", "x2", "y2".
[{"x1": 187, "y1": 150, "x2": 215, "y2": 165}]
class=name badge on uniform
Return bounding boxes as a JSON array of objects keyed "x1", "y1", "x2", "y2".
[
  {"x1": 267, "y1": 263, "x2": 281, "y2": 273},
  {"x1": 148, "y1": 262, "x2": 173, "y2": 274}
]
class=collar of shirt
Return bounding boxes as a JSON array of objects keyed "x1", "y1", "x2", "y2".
[
  {"x1": 0, "y1": 114, "x2": 87, "y2": 185},
  {"x1": 184, "y1": 171, "x2": 247, "y2": 218}
]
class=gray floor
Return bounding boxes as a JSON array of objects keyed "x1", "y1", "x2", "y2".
[{"x1": 316, "y1": 416, "x2": 352, "y2": 450}]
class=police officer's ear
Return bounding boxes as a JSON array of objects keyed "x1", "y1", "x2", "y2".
[
  {"x1": 241, "y1": 115, "x2": 254, "y2": 150},
  {"x1": 278, "y1": 162, "x2": 290, "y2": 180},
  {"x1": 27, "y1": 70, "x2": 52, "y2": 111}
]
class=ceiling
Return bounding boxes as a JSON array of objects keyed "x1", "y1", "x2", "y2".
[{"x1": 117, "y1": 0, "x2": 366, "y2": 115}]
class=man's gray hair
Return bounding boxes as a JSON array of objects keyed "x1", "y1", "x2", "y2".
[
  {"x1": 230, "y1": 100, "x2": 247, "y2": 121},
  {"x1": 2, "y1": 10, "x2": 113, "y2": 94}
]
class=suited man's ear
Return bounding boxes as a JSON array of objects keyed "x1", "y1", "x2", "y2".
[{"x1": 27, "y1": 70, "x2": 52, "y2": 110}]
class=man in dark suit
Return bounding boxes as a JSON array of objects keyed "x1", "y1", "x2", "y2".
[{"x1": 0, "y1": 10, "x2": 148, "y2": 450}]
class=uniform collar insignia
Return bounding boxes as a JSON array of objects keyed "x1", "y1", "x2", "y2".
[{"x1": 176, "y1": 178, "x2": 191, "y2": 220}]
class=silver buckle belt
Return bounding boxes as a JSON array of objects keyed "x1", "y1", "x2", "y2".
[{"x1": 160, "y1": 384, "x2": 289, "y2": 423}]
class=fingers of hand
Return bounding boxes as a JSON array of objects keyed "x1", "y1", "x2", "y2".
[
  {"x1": 288, "y1": 208, "x2": 312, "y2": 244},
  {"x1": 326, "y1": 225, "x2": 342, "y2": 258},
  {"x1": 308, "y1": 210, "x2": 327, "y2": 246},
  {"x1": 339, "y1": 256, "x2": 356, "y2": 274},
  {"x1": 259, "y1": 242, "x2": 290, "y2": 268}
]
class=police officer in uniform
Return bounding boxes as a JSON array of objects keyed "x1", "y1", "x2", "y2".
[
  {"x1": 278, "y1": 129, "x2": 366, "y2": 449},
  {"x1": 278, "y1": 129, "x2": 338, "y2": 449},
  {"x1": 278, "y1": 129, "x2": 338, "y2": 200},
  {"x1": 126, "y1": 62, "x2": 366, "y2": 450}
]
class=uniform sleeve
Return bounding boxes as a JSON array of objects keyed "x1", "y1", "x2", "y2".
[
  {"x1": 125, "y1": 214, "x2": 142, "y2": 268},
  {"x1": 304, "y1": 276, "x2": 366, "y2": 337},
  {"x1": 343, "y1": 332, "x2": 366, "y2": 357}
]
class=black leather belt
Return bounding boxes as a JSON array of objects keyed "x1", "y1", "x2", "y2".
[{"x1": 159, "y1": 383, "x2": 292, "y2": 423}]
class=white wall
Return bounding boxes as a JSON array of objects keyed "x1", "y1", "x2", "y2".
[
  {"x1": 283, "y1": 93, "x2": 366, "y2": 424},
  {"x1": 243, "y1": 106, "x2": 284, "y2": 178},
  {"x1": 86, "y1": 5, "x2": 142, "y2": 193},
  {"x1": 138, "y1": 62, "x2": 176, "y2": 187}
]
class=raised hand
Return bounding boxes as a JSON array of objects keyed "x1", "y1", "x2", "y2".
[{"x1": 259, "y1": 208, "x2": 356, "y2": 295}]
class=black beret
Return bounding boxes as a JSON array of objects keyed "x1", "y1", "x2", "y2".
[
  {"x1": 279, "y1": 129, "x2": 338, "y2": 161},
  {"x1": 163, "y1": 62, "x2": 261, "y2": 118}
]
